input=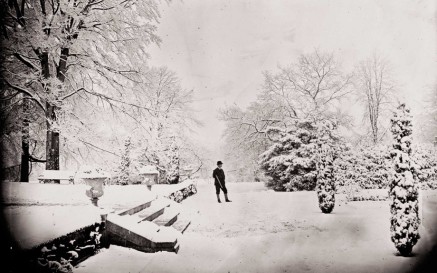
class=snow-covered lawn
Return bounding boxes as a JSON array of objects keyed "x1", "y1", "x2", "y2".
[{"x1": 75, "y1": 182, "x2": 437, "y2": 273}]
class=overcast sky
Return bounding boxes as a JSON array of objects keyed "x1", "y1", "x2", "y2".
[{"x1": 148, "y1": 0, "x2": 436, "y2": 159}]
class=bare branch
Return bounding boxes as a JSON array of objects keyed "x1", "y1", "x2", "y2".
[
  {"x1": 2, "y1": 79, "x2": 46, "y2": 111},
  {"x1": 78, "y1": 138, "x2": 120, "y2": 157},
  {"x1": 13, "y1": 52, "x2": 41, "y2": 71}
]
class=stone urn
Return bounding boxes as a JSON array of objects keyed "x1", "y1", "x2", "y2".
[
  {"x1": 80, "y1": 169, "x2": 110, "y2": 206},
  {"x1": 138, "y1": 165, "x2": 159, "y2": 190}
]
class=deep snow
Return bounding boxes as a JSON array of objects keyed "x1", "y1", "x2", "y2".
[{"x1": 73, "y1": 182, "x2": 437, "y2": 273}]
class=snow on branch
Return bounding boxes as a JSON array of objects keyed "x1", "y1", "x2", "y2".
[{"x1": 2, "y1": 79, "x2": 46, "y2": 111}]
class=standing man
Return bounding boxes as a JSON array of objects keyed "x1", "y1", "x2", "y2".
[{"x1": 212, "y1": 161, "x2": 232, "y2": 203}]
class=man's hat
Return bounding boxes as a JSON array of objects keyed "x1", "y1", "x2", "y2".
[{"x1": 217, "y1": 161, "x2": 223, "y2": 165}]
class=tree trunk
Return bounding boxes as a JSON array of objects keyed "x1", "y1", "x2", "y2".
[
  {"x1": 20, "y1": 140, "x2": 30, "y2": 182},
  {"x1": 41, "y1": 51, "x2": 61, "y2": 182},
  {"x1": 57, "y1": 48, "x2": 69, "y2": 82},
  {"x1": 46, "y1": 102, "x2": 60, "y2": 182},
  {"x1": 45, "y1": 103, "x2": 59, "y2": 171},
  {"x1": 372, "y1": 127, "x2": 378, "y2": 145},
  {"x1": 20, "y1": 98, "x2": 30, "y2": 182},
  {"x1": 40, "y1": 46, "x2": 69, "y2": 183}
]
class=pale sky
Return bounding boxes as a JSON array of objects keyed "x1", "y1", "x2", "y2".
[{"x1": 148, "y1": 0, "x2": 436, "y2": 158}]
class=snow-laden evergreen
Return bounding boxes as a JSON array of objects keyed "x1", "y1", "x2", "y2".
[
  {"x1": 389, "y1": 103, "x2": 420, "y2": 256},
  {"x1": 259, "y1": 120, "x2": 318, "y2": 191},
  {"x1": 166, "y1": 137, "x2": 180, "y2": 184},
  {"x1": 119, "y1": 137, "x2": 132, "y2": 185},
  {"x1": 315, "y1": 120, "x2": 340, "y2": 213}
]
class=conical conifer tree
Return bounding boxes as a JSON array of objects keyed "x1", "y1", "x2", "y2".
[
  {"x1": 389, "y1": 103, "x2": 420, "y2": 256},
  {"x1": 316, "y1": 120, "x2": 339, "y2": 213}
]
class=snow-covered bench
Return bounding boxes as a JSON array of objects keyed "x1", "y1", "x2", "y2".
[
  {"x1": 151, "y1": 180, "x2": 197, "y2": 203},
  {"x1": 38, "y1": 170, "x2": 76, "y2": 184}
]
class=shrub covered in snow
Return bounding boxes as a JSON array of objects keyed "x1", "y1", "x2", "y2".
[
  {"x1": 412, "y1": 144, "x2": 437, "y2": 190},
  {"x1": 259, "y1": 120, "x2": 318, "y2": 191},
  {"x1": 315, "y1": 120, "x2": 340, "y2": 213},
  {"x1": 334, "y1": 143, "x2": 437, "y2": 192},
  {"x1": 389, "y1": 103, "x2": 420, "y2": 256},
  {"x1": 349, "y1": 194, "x2": 388, "y2": 201},
  {"x1": 118, "y1": 137, "x2": 132, "y2": 185},
  {"x1": 334, "y1": 144, "x2": 391, "y2": 190},
  {"x1": 166, "y1": 137, "x2": 180, "y2": 184}
]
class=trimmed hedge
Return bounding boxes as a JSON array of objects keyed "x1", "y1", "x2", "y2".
[{"x1": 334, "y1": 144, "x2": 437, "y2": 192}]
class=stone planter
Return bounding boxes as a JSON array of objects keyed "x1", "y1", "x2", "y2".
[
  {"x1": 82, "y1": 177, "x2": 107, "y2": 206},
  {"x1": 139, "y1": 165, "x2": 159, "y2": 190},
  {"x1": 140, "y1": 176, "x2": 155, "y2": 190}
]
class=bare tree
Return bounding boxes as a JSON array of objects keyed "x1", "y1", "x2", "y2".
[
  {"x1": 222, "y1": 50, "x2": 352, "y2": 145},
  {"x1": 354, "y1": 54, "x2": 395, "y2": 144},
  {"x1": 219, "y1": 102, "x2": 279, "y2": 181},
  {"x1": 261, "y1": 50, "x2": 352, "y2": 120},
  {"x1": 220, "y1": 50, "x2": 352, "y2": 181},
  {"x1": 415, "y1": 85, "x2": 437, "y2": 143},
  {"x1": 127, "y1": 67, "x2": 202, "y2": 183}
]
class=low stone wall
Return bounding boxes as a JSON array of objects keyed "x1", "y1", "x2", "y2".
[{"x1": 1, "y1": 182, "x2": 156, "y2": 207}]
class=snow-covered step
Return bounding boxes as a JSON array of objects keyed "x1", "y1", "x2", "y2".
[
  {"x1": 136, "y1": 198, "x2": 171, "y2": 222},
  {"x1": 172, "y1": 218, "x2": 191, "y2": 234},
  {"x1": 173, "y1": 241, "x2": 181, "y2": 253},
  {"x1": 116, "y1": 195, "x2": 156, "y2": 216},
  {"x1": 107, "y1": 213, "x2": 178, "y2": 253},
  {"x1": 108, "y1": 213, "x2": 139, "y2": 226},
  {"x1": 108, "y1": 214, "x2": 170, "y2": 242},
  {"x1": 105, "y1": 197, "x2": 190, "y2": 253},
  {"x1": 153, "y1": 205, "x2": 180, "y2": 226},
  {"x1": 151, "y1": 226, "x2": 181, "y2": 243},
  {"x1": 127, "y1": 223, "x2": 163, "y2": 241},
  {"x1": 154, "y1": 240, "x2": 179, "y2": 252},
  {"x1": 137, "y1": 219, "x2": 162, "y2": 233}
]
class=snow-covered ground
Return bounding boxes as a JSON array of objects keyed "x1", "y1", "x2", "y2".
[{"x1": 74, "y1": 182, "x2": 437, "y2": 273}]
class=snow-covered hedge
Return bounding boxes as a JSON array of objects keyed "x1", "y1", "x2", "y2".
[
  {"x1": 334, "y1": 144, "x2": 437, "y2": 193},
  {"x1": 389, "y1": 103, "x2": 420, "y2": 256},
  {"x1": 349, "y1": 195, "x2": 387, "y2": 201},
  {"x1": 413, "y1": 144, "x2": 437, "y2": 190},
  {"x1": 344, "y1": 189, "x2": 389, "y2": 202},
  {"x1": 334, "y1": 145, "x2": 391, "y2": 190}
]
